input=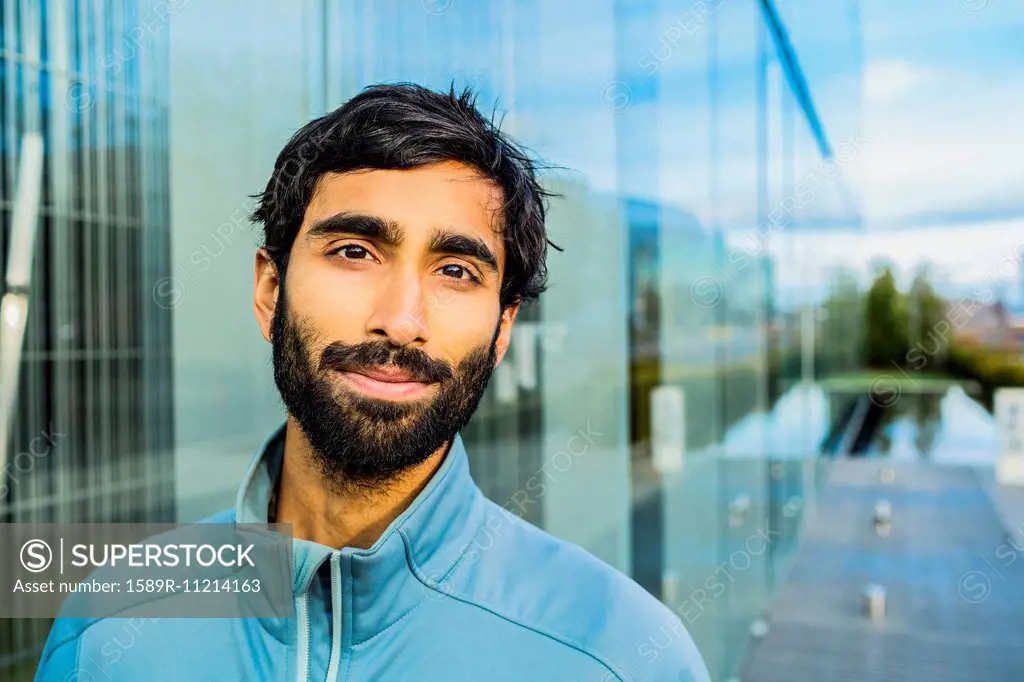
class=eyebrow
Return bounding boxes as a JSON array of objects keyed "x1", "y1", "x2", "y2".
[
  {"x1": 427, "y1": 230, "x2": 499, "y2": 275},
  {"x1": 306, "y1": 212, "x2": 499, "y2": 276},
  {"x1": 306, "y1": 212, "x2": 403, "y2": 246}
]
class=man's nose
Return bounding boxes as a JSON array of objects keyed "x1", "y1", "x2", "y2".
[{"x1": 366, "y1": 270, "x2": 431, "y2": 346}]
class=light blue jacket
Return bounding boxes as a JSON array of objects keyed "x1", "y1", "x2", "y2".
[{"x1": 36, "y1": 425, "x2": 709, "y2": 681}]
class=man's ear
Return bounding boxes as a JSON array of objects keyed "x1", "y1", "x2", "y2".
[
  {"x1": 493, "y1": 302, "x2": 521, "y2": 367},
  {"x1": 253, "y1": 249, "x2": 280, "y2": 343}
]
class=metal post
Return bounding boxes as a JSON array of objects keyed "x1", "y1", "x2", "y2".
[
  {"x1": 863, "y1": 583, "x2": 887, "y2": 620},
  {"x1": 0, "y1": 133, "x2": 45, "y2": 477}
]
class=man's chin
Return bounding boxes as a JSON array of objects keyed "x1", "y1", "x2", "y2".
[{"x1": 303, "y1": 413, "x2": 448, "y2": 485}]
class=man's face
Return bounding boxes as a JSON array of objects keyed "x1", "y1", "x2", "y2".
[{"x1": 254, "y1": 161, "x2": 518, "y2": 485}]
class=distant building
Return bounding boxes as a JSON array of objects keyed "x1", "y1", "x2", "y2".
[
  {"x1": 954, "y1": 300, "x2": 1024, "y2": 352},
  {"x1": 1008, "y1": 303, "x2": 1024, "y2": 351}
]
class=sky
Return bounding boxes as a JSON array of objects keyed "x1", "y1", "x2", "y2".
[
  {"x1": 766, "y1": 0, "x2": 1024, "y2": 303},
  {"x1": 857, "y1": 0, "x2": 1024, "y2": 223}
]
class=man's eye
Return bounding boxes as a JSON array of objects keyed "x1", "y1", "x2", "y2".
[
  {"x1": 336, "y1": 245, "x2": 372, "y2": 260},
  {"x1": 440, "y1": 264, "x2": 479, "y2": 282}
]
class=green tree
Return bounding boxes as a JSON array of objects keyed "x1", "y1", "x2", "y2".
[
  {"x1": 863, "y1": 266, "x2": 909, "y2": 368},
  {"x1": 906, "y1": 264, "x2": 947, "y2": 365}
]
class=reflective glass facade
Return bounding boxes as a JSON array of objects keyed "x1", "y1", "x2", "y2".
[
  {"x1": 1, "y1": 1, "x2": 172, "y2": 677},
  {"x1": 1, "y1": 2, "x2": 863, "y2": 680}
]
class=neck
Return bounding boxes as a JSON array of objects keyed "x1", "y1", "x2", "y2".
[{"x1": 274, "y1": 417, "x2": 451, "y2": 550}]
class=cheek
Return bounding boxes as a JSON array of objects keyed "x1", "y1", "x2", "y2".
[
  {"x1": 429, "y1": 294, "x2": 501, "y2": 353},
  {"x1": 285, "y1": 261, "x2": 370, "y2": 338}
]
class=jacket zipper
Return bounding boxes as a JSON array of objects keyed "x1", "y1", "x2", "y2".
[
  {"x1": 296, "y1": 593, "x2": 310, "y2": 682},
  {"x1": 325, "y1": 553, "x2": 344, "y2": 679}
]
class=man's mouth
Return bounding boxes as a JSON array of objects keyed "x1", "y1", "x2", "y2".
[{"x1": 336, "y1": 366, "x2": 434, "y2": 400}]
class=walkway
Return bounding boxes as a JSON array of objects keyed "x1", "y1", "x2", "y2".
[{"x1": 740, "y1": 458, "x2": 1024, "y2": 681}]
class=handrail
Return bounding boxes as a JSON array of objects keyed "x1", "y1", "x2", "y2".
[{"x1": 757, "y1": 0, "x2": 861, "y2": 223}]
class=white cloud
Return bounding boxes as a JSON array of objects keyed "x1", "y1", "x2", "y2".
[
  {"x1": 767, "y1": 219, "x2": 1024, "y2": 304},
  {"x1": 862, "y1": 58, "x2": 935, "y2": 104},
  {"x1": 858, "y1": 71, "x2": 1024, "y2": 222}
]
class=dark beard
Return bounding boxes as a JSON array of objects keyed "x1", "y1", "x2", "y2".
[{"x1": 270, "y1": 282, "x2": 500, "y2": 489}]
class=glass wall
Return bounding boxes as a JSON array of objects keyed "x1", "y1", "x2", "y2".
[
  {"x1": 0, "y1": 2, "x2": 862, "y2": 679},
  {"x1": 1, "y1": 0, "x2": 173, "y2": 677}
]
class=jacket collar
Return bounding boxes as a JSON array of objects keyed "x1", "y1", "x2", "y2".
[{"x1": 234, "y1": 422, "x2": 486, "y2": 636}]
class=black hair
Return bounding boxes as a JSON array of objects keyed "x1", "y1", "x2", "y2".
[{"x1": 250, "y1": 82, "x2": 561, "y2": 309}]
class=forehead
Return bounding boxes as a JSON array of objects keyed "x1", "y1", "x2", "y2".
[{"x1": 300, "y1": 161, "x2": 506, "y2": 248}]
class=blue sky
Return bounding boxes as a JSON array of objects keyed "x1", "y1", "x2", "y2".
[
  {"x1": 855, "y1": 0, "x2": 1024, "y2": 223},
  {"x1": 764, "y1": 0, "x2": 1024, "y2": 301}
]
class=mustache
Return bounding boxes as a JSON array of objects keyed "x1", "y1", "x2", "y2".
[{"x1": 318, "y1": 340, "x2": 454, "y2": 384}]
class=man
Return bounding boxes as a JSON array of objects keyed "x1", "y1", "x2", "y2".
[{"x1": 36, "y1": 83, "x2": 708, "y2": 681}]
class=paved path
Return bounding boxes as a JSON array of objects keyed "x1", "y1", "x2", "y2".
[{"x1": 740, "y1": 458, "x2": 1024, "y2": 682}]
